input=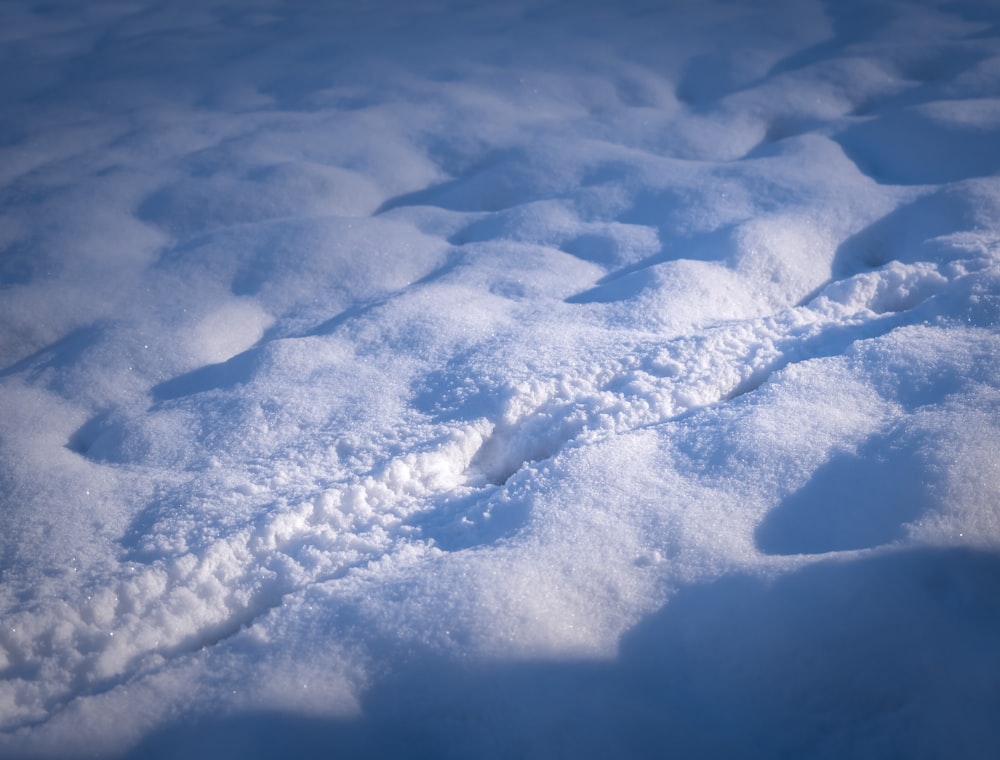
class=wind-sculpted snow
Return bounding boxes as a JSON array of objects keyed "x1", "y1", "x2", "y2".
[{"x1": 1, "y1": 0, "x2": 999, "y2": 757}]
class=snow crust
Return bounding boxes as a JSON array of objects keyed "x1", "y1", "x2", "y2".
[{"x1": 1, "y1": 0, "x2": 999, "y2": 757}]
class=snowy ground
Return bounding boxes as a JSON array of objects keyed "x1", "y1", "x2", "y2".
[{"x1": 1, "y1": 0, "x2": 1000, "y2": 757}]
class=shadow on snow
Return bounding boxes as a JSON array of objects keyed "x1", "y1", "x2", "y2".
[{"x1": 114, "y1": 546, "x2": 1000, "y2": 760}]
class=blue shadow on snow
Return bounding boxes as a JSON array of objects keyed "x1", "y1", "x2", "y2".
[{"x1": 107, "y1": 546, "x2": 1000, "y2": 760}]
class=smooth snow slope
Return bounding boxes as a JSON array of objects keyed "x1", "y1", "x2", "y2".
[{"x1": 1, "y1": 0, "x2": 999, "y2": 757}]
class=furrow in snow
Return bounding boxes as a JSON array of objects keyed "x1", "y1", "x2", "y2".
[{"x1": 469, "y1": 260, "x2": 951, "y2": 485}]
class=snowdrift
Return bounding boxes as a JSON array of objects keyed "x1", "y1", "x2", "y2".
[{"x1": 1, "y1": 0, "x2": 999, "y2": 757}]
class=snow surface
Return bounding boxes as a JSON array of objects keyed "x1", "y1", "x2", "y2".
[{"x1": 1, "y1": 0, "x2": 1000, "y2": 757}]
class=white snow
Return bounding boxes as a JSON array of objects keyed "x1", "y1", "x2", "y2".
[{"x1": 1, "y1": 0, "x2": 999, "y2": 757}]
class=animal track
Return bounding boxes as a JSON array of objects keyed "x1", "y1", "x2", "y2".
[{"x1": 468, "y1": 260, "x2": 951, "y2": 486}]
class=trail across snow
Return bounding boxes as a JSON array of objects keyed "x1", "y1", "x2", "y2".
[{"x1": 1, "y1": 1, "x2": 1000, "y2": 757}]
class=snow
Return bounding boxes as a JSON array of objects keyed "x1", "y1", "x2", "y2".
[{"x1": 1, "y1": 0, "x2": 999, "y2": 757}]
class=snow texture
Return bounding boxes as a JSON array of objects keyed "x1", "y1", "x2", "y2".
[{"x1": 1, "y1": 0, "x2": 999, "y2": 757}]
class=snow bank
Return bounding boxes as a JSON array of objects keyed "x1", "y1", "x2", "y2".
[{"x1": 1, "y1": 0, "x2": 999, "y2": 757}]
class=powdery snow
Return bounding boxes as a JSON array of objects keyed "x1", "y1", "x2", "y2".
[{"x1": 1, "y1": 0, "x2": 999, "y2": 757}]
